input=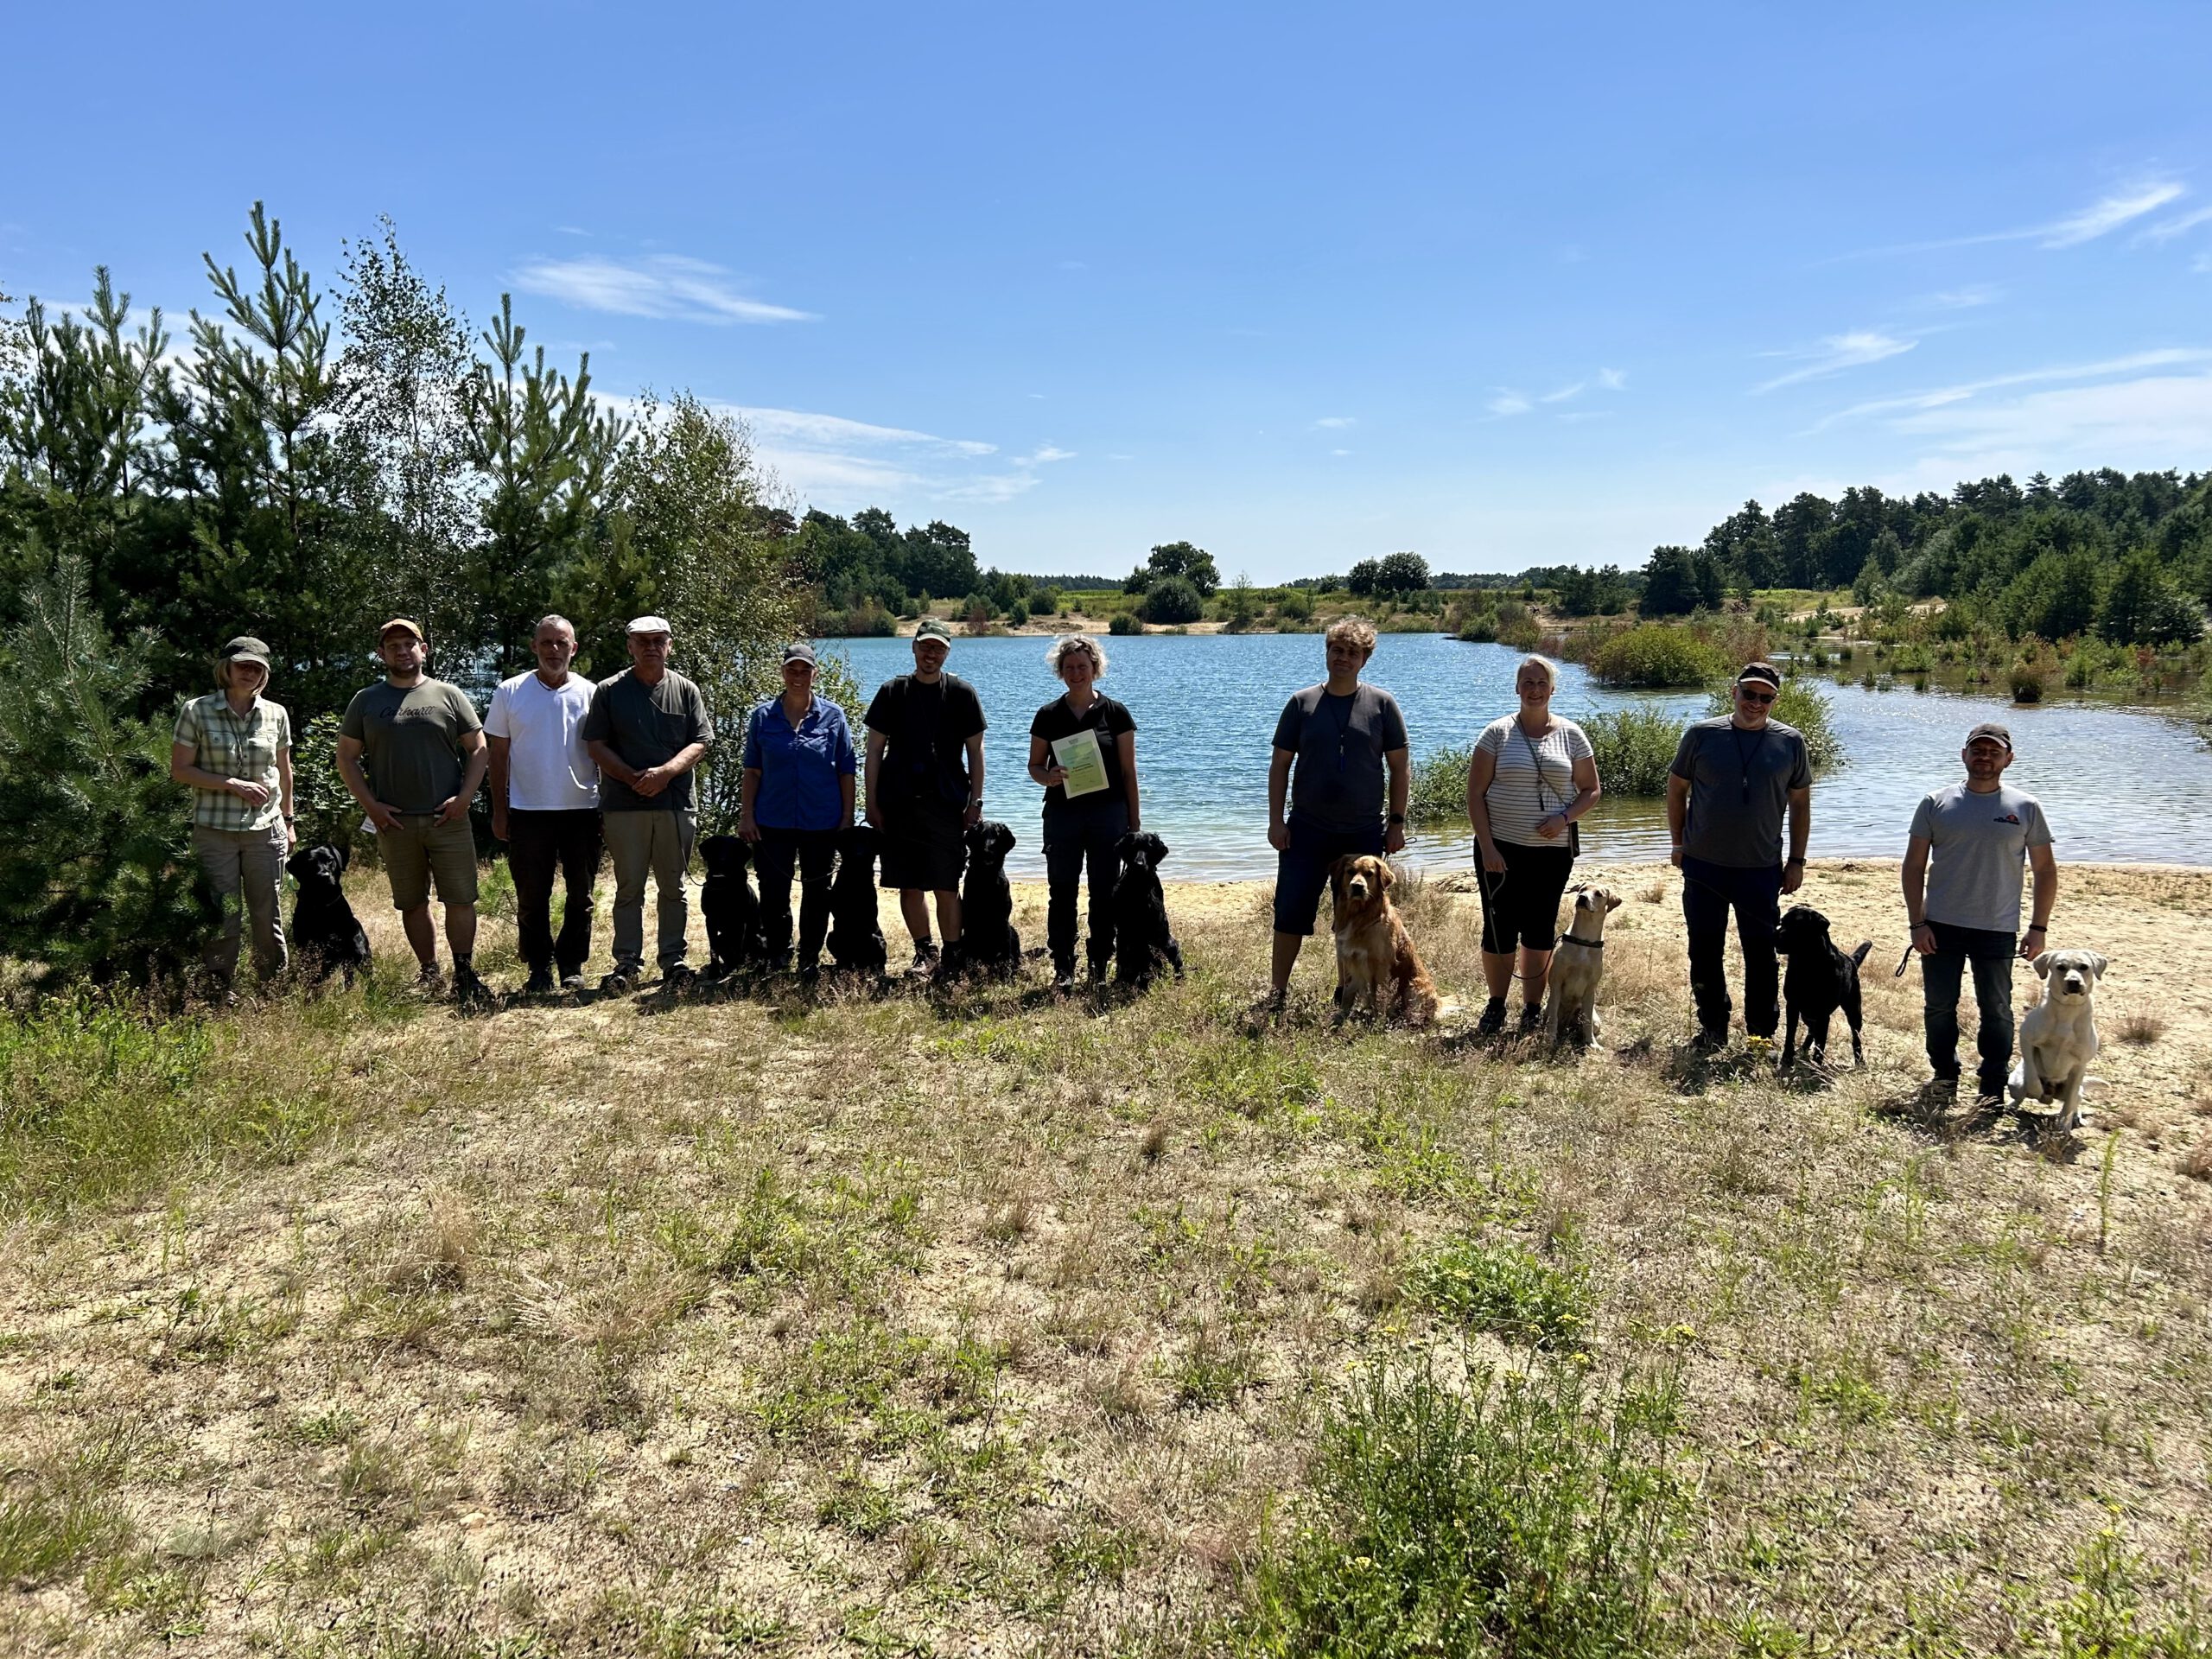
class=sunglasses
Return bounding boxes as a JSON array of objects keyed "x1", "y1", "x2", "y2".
[{"x1": 1735, "y1": 686, "x2": 1777, "y2": 704}]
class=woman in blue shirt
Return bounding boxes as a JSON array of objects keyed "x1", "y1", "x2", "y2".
[{"x1": 740, "y1": 645, "x2": 858, "y2": 977}]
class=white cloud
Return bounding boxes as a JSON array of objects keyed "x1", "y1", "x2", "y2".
[
  {"x1": 708, "y1": 404, "x2": 1061, "y2": 511},
  {"x1": 1017, "y1": 444, "x2": 1076, "y2": 464},
  {"x1": 2042, "y1": 181, "x2": 2187, "y2": 248},
  {"x1": 1331, "y1": 448, "x2": 1352, "y2": 456},
  {"x1": 2139, "y1": 205, "x2": 2212, "y2": 244},
  {"x1": 735, "y1": 407, "x2": 994, "y2": 457},
  {"x1": 554, "y1": 225, "x2": 590, "y2": 237},
  {"x1": 1486, "y1": 390, "x2": 1532, "y2": 416},
  {"x1": 1836, "y1": 178, "x2": 2187, "y2": 259},
  {"x1": 1597, "y1": 367, "x2": 1627, "y2": 391},
  {"x1": 1753, "y1": 331, "x2": 1915, "y2": 393},
  {"x1": 1808, "y1": 348, "x2": 2212, "y2": 430},
  {"x1": 1541, "y1": 382, "x2": 1585, "y2": 404},
  {"x1": 1312, "y1": 416, "x2": 1357, "y2": 429},
  {"x1": 1920, "y1": 284, "x2": 2001, "y2": 309},
  {"x1": 514, "y1": 255, "x2": 814, "y2": 324}
]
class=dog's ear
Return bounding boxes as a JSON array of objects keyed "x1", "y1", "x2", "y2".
[
  {"x1": 2086, "y1": 951, "x2": 2108, "y2": 980},
  {"x1": 1605, "y1": 892, "x2": 1623, "y2": 912},
  {"x1": 2031, "y1": 951, "x2": 2055, "y2": 978},
  {"x1": 1146, "y1": 833, "x2": 1167, "y2": 866},
  {"x1": 1376, "y1": 860, "x2": 1395, "y2": 892}
]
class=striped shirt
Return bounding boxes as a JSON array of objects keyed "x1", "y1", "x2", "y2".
[
  {"x1": 174, "y1": 693, "x2": 292, "y2": 831},
  {"x1": 1474, "y1": 715, "x2": 1592, "y2": 846}
]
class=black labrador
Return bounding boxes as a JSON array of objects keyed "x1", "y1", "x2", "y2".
[
  {"x1": 698, "y1": 834, "x2": 766, "y2": 981},
  {"x1": 1112, "y1": 830, "x2": 1185, "y2": 990},
  {"x1": 1776, "y1": 905, "x2": 1872, "y2": 1070},
  {"x1": 826, "y1": 823, "x2": 889, "y2": 977},
  {"x1": 286, "y1": 843, "x2": 372, "y2": 987},
  {"x1": 953, "y1": 820, "x2": 1021, "y2": 977}
]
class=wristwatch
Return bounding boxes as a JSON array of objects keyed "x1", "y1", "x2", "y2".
[{"x1": 1387, "y1": 811, "x2": 1406, "y2": 824}]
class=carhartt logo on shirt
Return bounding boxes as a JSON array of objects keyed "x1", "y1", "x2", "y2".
[{"x1": 1994, "y1": 812, "x2": 2020, "y2": 824}]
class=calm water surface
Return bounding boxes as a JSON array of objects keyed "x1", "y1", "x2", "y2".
[{"x1": 828, "y1": 633, "x2": 2212, "y2": 880}]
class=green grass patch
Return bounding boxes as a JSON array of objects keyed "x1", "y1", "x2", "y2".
[
  {"x1": 1236, "y1": 1351, "x2": 1688, "y2": 1656},
  {"x1": 1408, "y1": 1233, "x2": 1592, "y2": 1349}
]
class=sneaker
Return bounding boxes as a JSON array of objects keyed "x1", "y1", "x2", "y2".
[
  {"x1": 663, "y1": 963, "x2": 696, "y2": 992},
  {"x1": 452, "y1": 964, "x2": 493, "y2": 1007},
  {"x1": 911, "y1": 940, "x2": 939, "y2": 973},
  {"x1": 1517, "y1": 1003, "x2": 1545, "y2": 1033},
  {"x1": 1691, "y1": 1027, "x2": 1729, "y2": 1056},
  {"x1": 599, "y1": 968, "x2": 637, "y2": 995},
  {"x1": 1475, "y1": 998, "x2": 1509, "y2": 1037},
  {"x1": 559, "y1": 971, "x2": 587, "y2": 994},
  {"x1": 416, "y1": 963, "x2": 446, "y2": 995},
  {"x1": 1052, "y1": 964, "x2": 1077, "y2": 995},
  {"x1": 523, "y1": 969, "x2": 556, "y2": 997}
]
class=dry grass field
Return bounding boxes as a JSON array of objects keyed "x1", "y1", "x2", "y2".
[{"x1": 3, "y1": 860, "x2": 2210, "y2": 1656}]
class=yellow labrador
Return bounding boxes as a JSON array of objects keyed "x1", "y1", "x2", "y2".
[
  {"x1": 1541, "y1": 884, "x2": 1622, "y2": 1051},
  {"x1": 2008, "y1": 948, "x2": 2107, "y2": 1132}
]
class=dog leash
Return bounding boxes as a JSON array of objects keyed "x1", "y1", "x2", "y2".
[{"x1": 1893, "y1": 944, "x2": 1916, "y2": 979}]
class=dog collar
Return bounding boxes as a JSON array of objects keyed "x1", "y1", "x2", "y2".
[{"x1": 1558, "y1": 931, "x2": 1605, "y2": 950}]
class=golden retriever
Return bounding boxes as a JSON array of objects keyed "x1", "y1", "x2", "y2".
[{"x1": 1328, "y1": 855, "x2": 1440, "y2": 1027}]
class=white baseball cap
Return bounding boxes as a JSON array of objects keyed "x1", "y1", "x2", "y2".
[{"x1": 626, "y1": 615, "x2": 673, "y2": 636}]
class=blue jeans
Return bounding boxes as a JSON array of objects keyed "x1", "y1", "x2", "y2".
[
  {"x1": 1681, "y1": 855, "x2": 1783, "y2": 1039},
  {"x1": 1922, "y1": 921, "x2": 2016, "y2": 1094},
  {"x1": 1042, "y1": 797, "x2": 1128, "y2": 975}
]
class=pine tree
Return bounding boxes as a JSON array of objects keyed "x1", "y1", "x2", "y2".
[{"x1": 0, "y1": 555, "x2": 215, "y2": 988}]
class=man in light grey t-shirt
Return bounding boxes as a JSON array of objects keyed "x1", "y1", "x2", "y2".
[{"x1": 1901, "y1": 721, "x2": 2058, "y2": 1105}]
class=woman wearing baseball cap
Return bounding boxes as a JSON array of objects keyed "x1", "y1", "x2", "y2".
[{"x1": 169, "y1": 636, "x2": 296, "y2": 997}]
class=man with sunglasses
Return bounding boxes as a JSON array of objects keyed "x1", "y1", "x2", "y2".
[{"x1": 1666, "y1": 661, "x2": 1813, "y2": 1053}]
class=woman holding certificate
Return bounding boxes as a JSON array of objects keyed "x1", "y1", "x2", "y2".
[{"x1": 1027, "y1": 634, "x2": 1140, "y2": 992}]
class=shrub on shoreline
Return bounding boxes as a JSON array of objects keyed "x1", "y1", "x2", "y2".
[
  {"x1": 1580, "y1": 708, "x2": 1682, "y2": 796},
  {"x1": 1589, "y1": 625, "x2": 1728, "y2": 688}
]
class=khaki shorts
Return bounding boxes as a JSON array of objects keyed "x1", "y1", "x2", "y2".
[{"x1": 381, "y1": 814, "x2": 480, "y2": 910}]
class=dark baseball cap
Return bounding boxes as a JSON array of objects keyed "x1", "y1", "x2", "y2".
[
  {"x1": 782, "y1": 642, "x2": 817, "y2": 666},
  {"x1": 1966, "y1": 722, "x2": 2013, "y2": 751},
  {"x1": 219, "y1": 636, "x2": 271, "y2": 670},
  {"x1": 914, "y1": 618, "x2": 953, "y2": 643},
  {"x1": 1736, "y1": 661, "x2": 1783, "y2": 689}
]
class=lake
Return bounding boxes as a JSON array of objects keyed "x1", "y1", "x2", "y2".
[{"x1": 826, "y1": 632, "x2": 2212, "y2": 880}]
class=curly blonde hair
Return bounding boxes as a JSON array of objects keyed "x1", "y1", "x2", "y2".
[
  {"x1": 1046, "y1": 633, "x2": 1109, "y2": 678},
  {"x1": 1325, "y1": 615, "x2": 1377, "y2": 658}
]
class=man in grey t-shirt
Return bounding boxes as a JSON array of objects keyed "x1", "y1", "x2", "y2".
[
  {"x1": 1902, "y1": 721, "x2": 2058, "y2": 1105},
  {"x1": 1666, "y1": 661, "x2": 1813, "y2": 1052},
  {"x1": 582, "y1": 616, "x2": 715, "y2": 992},
  {"x1": 1262, "y1": 617, "x2": 1410, "y2": 1011}
]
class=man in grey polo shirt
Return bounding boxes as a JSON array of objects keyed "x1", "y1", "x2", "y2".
[
  {"x1": 1667, "y1": 661, "x2": 1813, "y2": 1052},
  {"x1": 1902, "y1": 721, "x2": 2058, "y2": 1106},
  {"x1": 582, "y1": 615, "x2": 715, "y2": 993}
]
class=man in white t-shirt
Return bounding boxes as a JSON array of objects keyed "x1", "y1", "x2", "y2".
[{"x1": 486, "y1": 615, "x2": 602, "y2": 995}]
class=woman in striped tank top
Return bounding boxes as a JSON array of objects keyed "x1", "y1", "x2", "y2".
[{"x1": 1465, "y1": 654, "x2": 1602, "y2": 1035}]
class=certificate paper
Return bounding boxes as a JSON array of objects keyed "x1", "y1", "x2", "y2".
[{"x1": 1052, "y1": 728, "x2": 1109, "y2": 798}]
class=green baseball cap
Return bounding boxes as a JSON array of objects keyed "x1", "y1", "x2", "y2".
[{"x1": 914, "y1": 618, "x2": 953, "y2": 643}]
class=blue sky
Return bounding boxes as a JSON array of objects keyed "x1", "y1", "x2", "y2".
[{"x1": 7, "y1": 1, "x2": 2211, "y2": 582}]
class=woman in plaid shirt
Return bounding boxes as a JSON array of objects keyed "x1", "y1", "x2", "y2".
[{"x1": 169, "y1": 636, "x2": 296, "y2": 994}]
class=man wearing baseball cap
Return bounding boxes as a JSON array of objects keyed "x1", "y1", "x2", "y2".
[
  {"x1": 740, "y1": 643, "x2": 858, "y2": 980},
  {"x1": 582, "y1": 615, "x2": 715, "y2": 992},
  {"x1": 1666, "y1": 661, "x2": 1815, "y2": 1053},
  {"x1": 862, "y1": 617, "x2": 987, "y2": 973},
  {"x1": 336, "y1": 618, "x2": 493, "y2": 1004},
  {"x1": 1902, "y1": 721, "x2": 2058, "y2": 1107}
]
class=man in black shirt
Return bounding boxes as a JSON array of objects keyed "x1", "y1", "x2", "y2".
[{"x1": 863, "y1": 619, "x2": 988, "y2": 971}]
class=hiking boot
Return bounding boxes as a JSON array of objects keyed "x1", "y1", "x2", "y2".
[
  {"x1": 599, "y1": 967, "x2": 638, "y2": 995},
  {"x1": 663, "y1": 962, "x2": 696, "y2": 993},
  {"x1": 452, "y1": 964, "x2": 493, "y2": 1007},
  {"x1": 1517, "y1": 1003, "x2": 1545, "y2": 1034},
  {"x1": 1475, "y1": 998, "x2": 1509, "y2": 1037},
  {"x1": 416, "y1": 963, "x2": 446, "y2": 996},
  {"x1": 522, "y1": 969, "x2": 556, "y2": 997},
  {"x1": 1052, "y1": 963, "x2": 1077, "y2": 995},
  {"x1": 1691, "y1": 1027, "x2": 1729, "y2": 1056},
  {"x1": 911, "y1": 940, "x2": 939, "y2": 974},
  {"x1": 559, "y1": 971, "x2": 587, "y2": 994}
]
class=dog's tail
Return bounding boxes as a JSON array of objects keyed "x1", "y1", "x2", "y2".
[{"x1": 1849, "y1": 940, "x2": 1872, "y2": 969}]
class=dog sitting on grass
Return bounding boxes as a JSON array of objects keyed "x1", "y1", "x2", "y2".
[
  {"x1": 1111, "y1": 830, "x2": 1184, "y2": 990},
  {"x1": 698, "y1": 835, "x2": 765, "y2": 981},
  {"x1": 1541, "y1": 884, "x2": 1621, "y2": 1051},
  {"x1": 952, "y1": 820, "x2": 1021, "y2": 978},
  {"x1": 286, "y1": 843, "x2": 371, "y2": 988},
  {"x1": 2010, "y1": 947, "x2": 2107, "y2": 1132},
  {"x1": 1775, "y1": 904, "x2": 1872, "y2": 1070},
  {"x1": 825, "y1": 823, "x2": 888, "y2": 978},
  {"x1": 1328, "y1": 854, "x2": 1439, "y2": 1026}
]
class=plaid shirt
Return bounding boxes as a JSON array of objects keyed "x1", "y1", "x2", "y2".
[{"x1": 175, "y1": 693, "x2": 293, "y2": 831}]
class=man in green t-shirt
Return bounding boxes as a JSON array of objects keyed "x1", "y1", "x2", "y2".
[{"x1": 337, "y1": 618, "x2": 492, "y2": 1004}]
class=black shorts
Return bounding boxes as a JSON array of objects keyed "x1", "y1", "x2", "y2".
[
  {"x1": 1474, "y1": 838, "x2": 1576, "y2": 952},
  {"x1": 1272, "y1": 817, "x2": 1387, "y2": 936},
  {"x1": 880, "y1": 798, "x2": 967, "y2": 893}
]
